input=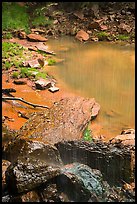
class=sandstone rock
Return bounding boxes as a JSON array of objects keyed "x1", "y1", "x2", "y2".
[
  {"x1": 5, "y1": 156, "x2": 61, "y2": 194},
  {"x1": 13, "y1": 79, "x2": 27, "y2": 85},
  {"x1": 22, "y1": 59, "x2": 40, "y2": 68},
  {"x1": 18, "y1": 31, "x2": 27, "y2": 39},
  {"x1": 36, "y1": 43, "x2": 55, "y2": 55},
  {"x1": 16, "y1": 97, "x2": 100, "y2": 144},
  {"x1": 55, "y1": 140, "x2": 135, "y2": 185},
  {"x1": 31, "y1": 28, "x2": 45, "y2": 34},
  {"x1": 75, "y1": 30, "x2": 89, "y2": 42},
  {"x1": 35, "y1": 79, "x2": 52, "y2": 90},
  {"x1": 48, "y1": 86, "x2": 59, "y2": 93},
  {"x1": 3, "y1": 138, "x2": 63, "y2": 165},
  {"x1": 100, "y1": 25, "x2": 108, "y2": 31},
  {"x1": 118, "y1": 23, "x2": 132, "y2": 34},
  {"x1": 110, "y1": 134, "x2": 135, "y2": 146},
  {"x1": 27, "y1": 34, "x2": 48, "y2": 42},
  {"x1": 110, "y1": 128, "x2": 135, "y2": 146}
]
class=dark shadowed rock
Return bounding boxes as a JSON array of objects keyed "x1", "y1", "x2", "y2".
[
  {"x1": 56, "y1": 163, "x2": 104, "y2": 202},
  {"x1": 16, "y1": 97, "x2": 100, "y2": 144},
  {"x1": 13, "y1": 78, "x2": 27, "y2": 85},
  {"x1": 21, "y1": 191, "x2": 40, "y2": 202},
  {"x1": 5, "y1": 156, "x2": 61, "y2": 194},
  {"x1": 3, "y1": 138, "x2": 63, "y2": 165},
  {"x1": 55, "y1": 140, "x2": 135, "y2": 186},
  {"x1": 2, "y1": 160, "x2": 11, "y2": 194}
]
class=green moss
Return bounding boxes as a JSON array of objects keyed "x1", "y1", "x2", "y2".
[
  {"x1": 31, "y1": 6, "x2": 53, "y2": 27},
  {"x1": 117, "y1": 34, "x2": 130, "y2": 41},
  {"x1": 35, "y1": 72, "x2": 47, "y2": 79},
  {"x1": 2, "y1": 42, "x2": 26, "y2": 70},
  {"x1": 97, "y1": 32, "x2": 109, "y2": 40},
  {"x1": 83, "y1": 126, "x2": 92, "y2": 142},
  {"x1": 3, "y1": 32, "x2": 13, "y2": 39},
  {"x1": 48, "y1": 58, "x2": 56, "y2": 66},
  {"x1": 4, "y1": 61, "x2": 11, "y2": 70},
  {"x1": 12, "y1": 72, "x2": 19, "y2": 79},
  {"x1": 2, "y1": 2, "x2": 29, "y2": 32}
]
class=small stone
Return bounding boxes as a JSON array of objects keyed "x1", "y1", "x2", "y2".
[
  {"x1": 27, "y1": 34, "x2": 48, "y2": 42},
  {"x1": 126, "y1": 11, "x2": 131, "y2": 15},
  {"x1": 35, "y1": 79, "x2": 52, "y2": 90},
  {"x1": 75, "y1": 30, "x2": 89, "y2": 42},
  {"x1": 121, "y1": 10, "x2": 126, "y2": 15},
  {"x1": 53, "y1": 20, "x2": 59, "y2": 25},
  {"x1": 18, "y1": 31, "x2": 27, "y2": 39},
  {"x1": 48, "y1": 86, "x2": 59, "y2": 93},
  {"x1": 91, "y1": 37, "x2": 98, "y2": 42},
  {"x1": 13, "y1": 79, "x2": 27, "y2": 85}
]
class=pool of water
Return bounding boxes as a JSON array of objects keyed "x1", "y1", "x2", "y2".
[{"x1": 47, "y1": 37, "x2": 135, "y2": 141}]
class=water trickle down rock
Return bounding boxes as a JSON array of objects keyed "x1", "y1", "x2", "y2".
[{"x1": 56, "y1": 162, "x2": 105, "y2": 202}]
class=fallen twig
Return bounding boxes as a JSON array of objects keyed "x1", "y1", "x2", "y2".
[{"x1": 2, "y1": 97, "x2": 49, "y2": 109}]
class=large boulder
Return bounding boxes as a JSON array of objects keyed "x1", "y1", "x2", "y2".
[
  {"x1": 16, "y1": 97, "x2": 100, "y2": 144},
  {"x1": 5, "y1": 156, "x2": 61, "y2": 194},
  {"x1": 3, "y1": 138, "x2": 63, "y2": 165},
  {"x1": 55, "y1": 140, "x2": 135, "y2": 185}
]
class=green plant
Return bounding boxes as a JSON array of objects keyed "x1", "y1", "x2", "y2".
[
  {"x1": 35, "y1": 72, "x2": 47, "y2": 79},
  {"x1": 117, "y1": 34, "x2": 130, "y2": 41},
  {"x1": 20, "y1": 68, "x2": 31, "y2": 78},
  {"x1": 83, "y1": 126, "x2": 92, "y2": 142},
  {"x1": 3, "y1": 32, "x2": 13, "y2": 39},
  {"x1": 4, "y1": 61, "x2": 11, "y2": 70},
  {"x1": 2, "y1": 2, "x2": 29, "y2": 32},
  {"x1": 48, "y1": 58, "x2": 56, "y2": 66},
  {"x1": 12, "y1": 71, "x2": 19, "y2": 79},
  {"x1": 97, "y1": 31, "x2": 109, "y2": 39}
]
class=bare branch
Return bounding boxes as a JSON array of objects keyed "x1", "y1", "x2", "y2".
[{"x1": 2, "y1": 97, "x2": 49, "y2": 109}]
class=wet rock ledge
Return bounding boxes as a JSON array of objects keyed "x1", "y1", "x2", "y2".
[{"x1": 2, "y1": 97, "x2": 135, "y2": 202}]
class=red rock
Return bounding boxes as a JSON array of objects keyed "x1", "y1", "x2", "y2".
[
  {"x1": 48, "y1": 86, "x2": 59, "y2": 93},
  {"x1": 75, "y1": 30, "x2": 89, "y2": 42},
  {"x1": 100, "y1": 25, "x2": 108, "y2": 31},
  {"x1": 110, "y1": 133, "x2": 135, "y2": 146},
  {"x1": 13, "y1": 79, "x2": 27, "y2": 85},
  {"x1": 35, "y1": 79, "x2": 52, "y2": 90},
  {"x1": 118, "y1": 23, "x2": 132, "y2": 34},
  {"x1": 18, "y1": 31, "x2": 27, "y2": 39},
  {"x1": 27, "y1": 34, "x2": 48, "y2": 42}
]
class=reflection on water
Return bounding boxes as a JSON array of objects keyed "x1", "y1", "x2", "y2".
[{"x1": 47, "y1": 37, "x2": 135, "y2": 141}]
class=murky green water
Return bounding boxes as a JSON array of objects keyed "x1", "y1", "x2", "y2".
[{"x1": 47, "y1": 37, "x2": 135, "y2": 140}]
